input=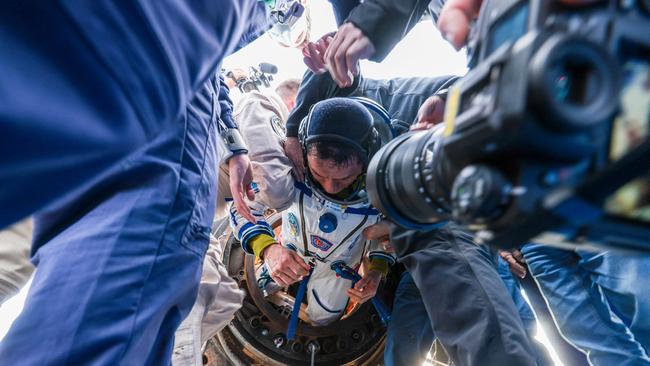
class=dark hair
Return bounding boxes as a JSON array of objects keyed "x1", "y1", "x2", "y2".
[{"x1": 307, "y1": 141, "x2": 364, "y2": 166}]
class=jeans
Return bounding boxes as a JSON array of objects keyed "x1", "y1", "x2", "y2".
[
  {"x1": 522, "y1": 243, "x2": 650, "y2": 366},
  {"x1": 384, "y1": 272, "x2": 435, "y2": 366}
]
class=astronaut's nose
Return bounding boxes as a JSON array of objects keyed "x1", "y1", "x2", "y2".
[{"x1": 322, "y1": 181, "x2": 339, "y2": 194}]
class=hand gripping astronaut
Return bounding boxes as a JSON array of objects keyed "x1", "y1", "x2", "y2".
[{"x1": 231, "y1": 98, "x2": 395, "y2": 326}]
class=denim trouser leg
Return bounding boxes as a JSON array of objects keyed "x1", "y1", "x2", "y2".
[
  {"x1": 522, "y1": 244, "x2": 650, "y2": 366},
  {"x1": 384, "y1": 272, "x2": 435, "y2": 366},
  {"x1": 576, "y1": 250, "x2": 650, "y2": 353}
]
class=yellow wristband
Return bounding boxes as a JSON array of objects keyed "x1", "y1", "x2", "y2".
[{"x1": 250, "y1": 233, "x2": 277, "y2": 260}]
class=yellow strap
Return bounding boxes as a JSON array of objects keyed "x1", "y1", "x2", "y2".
[{"x1": 443, "y1": 85, "x2": 461, "y2": 137}]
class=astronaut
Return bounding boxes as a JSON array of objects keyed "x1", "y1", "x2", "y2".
[{"x1": 231, "y1": 97, "x2": 395, "y2": 326}]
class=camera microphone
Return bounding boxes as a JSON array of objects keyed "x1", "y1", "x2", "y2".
[{"x1": 259, "y1": 62, "x2": 278, "y2": 74}]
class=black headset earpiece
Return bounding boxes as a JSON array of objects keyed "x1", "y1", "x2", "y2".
[{"x1": 348, "y1": 97, "x2": 395, "y2": 162}]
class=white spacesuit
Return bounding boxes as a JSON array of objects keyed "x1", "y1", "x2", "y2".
[
  {"x1": 232, "y1": 178, "x2": 395, "y2": 325},
  {"x1": 231, "y1": 98, "x2": 395, "y2": 326}
]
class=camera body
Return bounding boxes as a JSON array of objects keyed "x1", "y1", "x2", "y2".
[
  {"x1": 225, "y1": 63, "x2": 278, "y2": 93},
  {"x1": 367, "y1": 0, "x2": 650, "y2": 250}
]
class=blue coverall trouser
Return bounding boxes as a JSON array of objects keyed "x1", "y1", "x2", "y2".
[{"x1": 522, "y1": 243, "x2": 650, "y2": 366}]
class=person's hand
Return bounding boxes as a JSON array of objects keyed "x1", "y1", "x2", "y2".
[
  {"x1": 283, "y1": 137, "x2": 305, "y2": 182},
  {"x1": 262, "y1": 244, "x2": 312, "y2": 287},
  {"x1": 410, "y1": 95, "x2": 446, "y2": 131},
  {"x1": 438, "y1": 0, "x2": 603, "y2": 50},
  {"x1": 302, "y1": 32, "x2": 335, "y2": 74},
  {"x1": 347, "y1": 269, "x2": 382, "y2": 304},
  {"x1": 438, "y1": 0, "x2": 483, "y2": 50},
  {"x1": 228, "y1": 154, "x2": 256, "y2": 223},
  {"x1": 363, "y1": 221, "x2": 392, "y2": 252},
  {"x1": 323, "y1": 23, "x2": 376, "y2": 88},
  {"x1": 499, "y1": 249, "x2": 527, "y2": 279}
]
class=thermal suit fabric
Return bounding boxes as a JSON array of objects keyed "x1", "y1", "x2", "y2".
[{"x1": 172, "y1": 91, "x2": 291, "y2": 366}]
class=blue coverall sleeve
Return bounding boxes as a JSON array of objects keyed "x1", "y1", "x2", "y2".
[{"x1": 217, "y1": 74, "x2": 238, "y2": 131}]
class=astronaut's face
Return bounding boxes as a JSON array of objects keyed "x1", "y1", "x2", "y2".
[{"x1": 307, "y1": 155, "x2": 363, "y2": 195}]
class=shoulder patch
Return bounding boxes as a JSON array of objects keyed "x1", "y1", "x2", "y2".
[
  {"x1": 287, "y1": 212, "x2": 300, "y2": 237},
  {"x1": 270, "y1": 115, "x2": 286, "y2": 137},
  {"x1": 310, "y1": 235, "x2": 334, "y2": 251}
]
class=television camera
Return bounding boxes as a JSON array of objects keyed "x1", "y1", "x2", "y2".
[
  {"x1": 367, "y1": 0, "x2": 650, "y2": 251},
  {"x1": 224, "y1": 62, "x2": 279, "y2": 93}
]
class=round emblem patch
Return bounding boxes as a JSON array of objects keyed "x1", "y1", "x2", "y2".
[{"x1": 270, "y1": 115, "x2": 286, "y2": 137}]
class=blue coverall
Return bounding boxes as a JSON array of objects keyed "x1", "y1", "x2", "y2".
[
  {"x1": 0, "y1": 1, "x2": 269, "y2": 364},
  {"x1": 523, "y1": 244, "x2": 650, "y2": 366},
  {"x1": 0, "y1": 1, "x2": 265, "y2": 227}
]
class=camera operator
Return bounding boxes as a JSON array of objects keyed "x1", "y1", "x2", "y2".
[{"x1": 437, "y1": 1, "x2": 650, "y2": 364}]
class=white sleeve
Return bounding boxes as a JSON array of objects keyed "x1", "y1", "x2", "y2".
[{"x1": 234, "y1": 92, "x2": 295, "y2": 211}]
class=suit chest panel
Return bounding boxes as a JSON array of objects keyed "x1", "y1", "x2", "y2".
[{"x1": 281, "y1": 197, "x2": 379, "y2": 262}]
